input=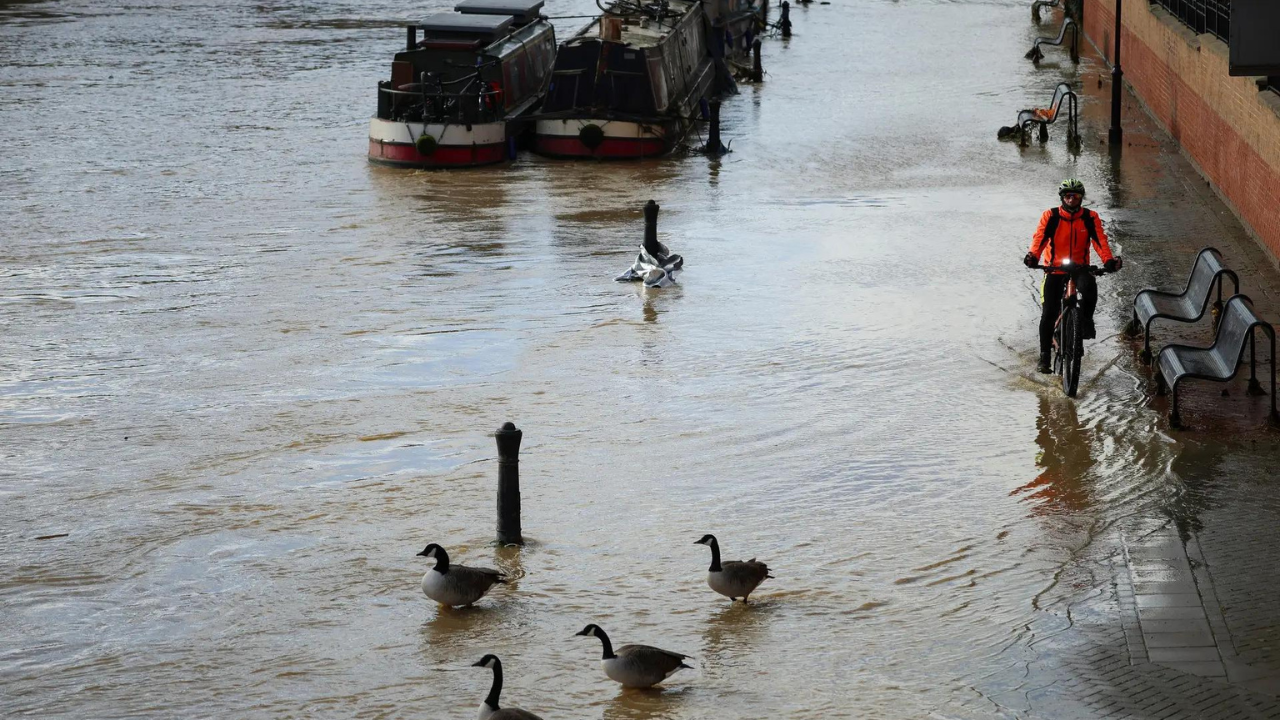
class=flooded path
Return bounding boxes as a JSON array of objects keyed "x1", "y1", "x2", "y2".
[{"x1": 4, "y1": 0, "x2": 1280, "y2": 717}]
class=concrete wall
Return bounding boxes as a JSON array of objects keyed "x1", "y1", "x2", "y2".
[{"x1": 1080, "y1": 0, "x2": 1280, "y2": 264}]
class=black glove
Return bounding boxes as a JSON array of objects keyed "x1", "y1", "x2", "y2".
[
  {"x1": 1023, "y1": 253, "x2": 1038, "y2": 268},
  {"x1": 1104, "y1": 257, "x2": 1122, "y2": 272}
]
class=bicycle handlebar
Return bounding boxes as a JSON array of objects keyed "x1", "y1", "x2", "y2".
[{"x1": 1032, "y1": 264, "x2": 1109, "y2": 276}]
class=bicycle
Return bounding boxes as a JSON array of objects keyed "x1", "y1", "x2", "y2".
[{"x1": 1035, "y1": 261, "x2": 1110, "y2": 397}]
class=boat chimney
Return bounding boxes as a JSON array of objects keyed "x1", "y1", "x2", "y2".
[{"x1": 406, "y1": 25, "x2": 417, "y2": 51}]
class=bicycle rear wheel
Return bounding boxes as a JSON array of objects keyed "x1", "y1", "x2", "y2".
[{"x1": 1061, "y1": 307, "x2": 1082, "y2": 397}]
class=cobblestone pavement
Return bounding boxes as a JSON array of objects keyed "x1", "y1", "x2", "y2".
[{"x1": 940, "y1": 12, "x2": 1280, "y2": 718}]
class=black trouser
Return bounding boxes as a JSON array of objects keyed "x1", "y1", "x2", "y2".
[{"x1": 1040, "y1": 272, "x2": 1097, "y2": 355}]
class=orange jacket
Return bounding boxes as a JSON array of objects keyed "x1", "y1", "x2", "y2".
[{"x1": 1028, "y1": 207, "x2": 1114, "y2": 271}]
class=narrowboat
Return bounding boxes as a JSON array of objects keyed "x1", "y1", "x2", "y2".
[
  {"x1": 707, "y1": 0, "x2": 769, "y2": 66},
  {"x1": 532, "y1": 0, "x2": 715, "y2": 159},
  {"x1": 368, "y1": 0, "x2": 556, "y2": 168}
]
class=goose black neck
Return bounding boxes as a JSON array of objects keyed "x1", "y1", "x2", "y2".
[
  {"x1": 707, "y1": 539, "x2": 722, "y2": 572},
  {"x1": 596, "y1": 629, "x2": 616, "y2": 659},
  {"x1": 484, "y1": 660, "x2": 503, "y2": 710},
  {"x1": 432, "y1": 548, "x2": 450, "y2": 573}
]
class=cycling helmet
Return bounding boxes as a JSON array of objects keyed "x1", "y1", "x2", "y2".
[{"x1": 1058, "y1": 178, "x2": 1086, "y2": 197}]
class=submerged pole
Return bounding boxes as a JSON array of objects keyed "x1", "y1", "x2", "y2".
[
  {"x1": 644, "y1": 200, "x2": 659, "y2": 247},
  {"x1": 495, "y1": 422, "x2": 523, "y2": 545},
  {"x1": 751, "y1": 38, "x2": 763, "y2": 82},
  {"x1": 706, "y1": 99, "x2": 722, "y2": 155},
  {"x1": 781, "y1": 1, "x2": 792, "y2": 38}
]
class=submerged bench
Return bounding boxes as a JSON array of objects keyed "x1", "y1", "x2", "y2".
[
  {"x1": 1128, "y1": 247, "x2": 1240, "y2": 364},
  {"x1": 1025, "y1": 16, "x2": 1079, "y2": 64},
  {"x1": 1031, "y1": 0, "x2": 1060, "y2": 23},
  {"x1": 1156, "y1": 294, "x2": 1278, "y2": 429},
  {"x1": 997, "y1": 82, "x2": 1078, "y2": 146}
]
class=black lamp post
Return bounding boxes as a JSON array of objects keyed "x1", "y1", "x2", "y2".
[{"x1": 1108, "y1": 0, "x2": 1124, "y2": 145}]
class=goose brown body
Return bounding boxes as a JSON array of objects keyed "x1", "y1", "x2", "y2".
[
  {"x1": 695, "y1": 534, "x2": 773, "y2": 602},
  {"x1": 575, "y1": 624, "x2": 691, "y2": 688},
  {"x1": 418, "y1": 544, "x2": 506, "y2": 608}
]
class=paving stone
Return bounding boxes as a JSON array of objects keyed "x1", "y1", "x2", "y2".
[
  {"x1": 1136, "y1": 594, "x2": 1205, "y2": 609},
  {"x1": 1157, "y1": 660, "x2": 1228, "y2": 677},
  {"x1": 1138, "y1": 606, "x2": 1211, "y2": 621},
  {"x1": 1140, "y1": 618, "x2": 1214, "y2": 634},
  {"x1": 1144, "y1": 631, "x2": 1219, "y2": 648},
  {"x1": 1134, "y1": 580, "x2": 1199, "y2": 596},
  {"x1": 1148, "y1": 647, "x2": 1223, "y2": 663},
  {"x1": 1129, "y1": 569, "x2": 1189, "y2": 583}
]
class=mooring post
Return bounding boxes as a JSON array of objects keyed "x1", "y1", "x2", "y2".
[
  {"x1": 644, "y1": 199, "x2": 660, "y2": 246},
  {"x1": 706, "y1": 99, "x2": 722, "y2": 155},
  {"x1": 781, "y1": 1, "x2": 792, "y2": 38},
  {"x1": 494, "y1": 422, "x2": 523, "y2": 545},
  {"x1": 751, "y1": 38, "x2": 763, "y2": 82},
  {"x1": 406, "y1": 25, "x2": 417, "y2": 51}
]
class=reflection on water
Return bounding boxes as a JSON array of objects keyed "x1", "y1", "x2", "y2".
[
  {"x1": 1015, "y1": 395, "x2": 1095, "y2": 515},
  {"x1": 5, "y1": 0, "x2": 1280, "y2": 717}
]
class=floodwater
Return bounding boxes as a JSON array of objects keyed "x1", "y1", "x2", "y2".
[{"x1": 4, "y1": 0, "x2": 1280, "y2": 717}]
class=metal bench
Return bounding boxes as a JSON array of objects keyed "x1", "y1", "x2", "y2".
[
  {"x1": 997, "y1": 82, "x2": 1078, "y2": 146},
  {"x1": 1127, "y1": 247, "x2": 1239, "y2": 364},
  {"x1": 1031, "y1": 0, "x2": 1061, "y2": 23},
  {"x1": 1025, "y1": 16, "x2": 1079, "y2": 64},
  {"x1": 1156, "y1": 294, "x2": 1278, "y2": 429}
]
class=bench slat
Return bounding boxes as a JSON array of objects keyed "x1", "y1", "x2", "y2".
[{"x1": 1159, "y1": 295, "x2": 1267, "y2": 387}]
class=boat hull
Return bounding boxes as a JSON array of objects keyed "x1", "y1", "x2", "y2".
[
  {"x1": 533, "y1": 118, "x2": 677, "y2": 158},
  {"x1": 367, "y1": 119, "x2": 509, "y2": 168}
]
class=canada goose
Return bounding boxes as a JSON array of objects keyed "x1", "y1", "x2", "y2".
[
  {"x1": 694, "y1": 534, "x2": 772, "y2": 603},
  {"x1": 417, "y1": 543, "x2": 506, "y2": 607},
  {"x1": 471, "y1": 654, "x2": 543, "y2": 720},
  {"x1": 574, "y1": 624, "x2": 691, "y2": 688}
]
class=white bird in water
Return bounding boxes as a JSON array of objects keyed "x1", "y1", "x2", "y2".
[
  {"x1": 471, "y1": 654, "x2": 543, "y2": 720},
  {"x1": 575, "y1": 624, "x2": 691, "y2": 689},
  {"x1": 417, "y1": 543, "x2": 507, "y2": 608},
  {"x1": 694, "y1": 533, "x2": 772, "y2": 603}
]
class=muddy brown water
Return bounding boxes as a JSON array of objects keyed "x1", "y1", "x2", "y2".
[{"x1": 4, "y1": 0, "x2": 1280, "y2": 717}]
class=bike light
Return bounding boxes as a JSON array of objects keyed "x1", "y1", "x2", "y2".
[{"x1": 1062, "y1": 259, "x2": 1072, "y2": 266}]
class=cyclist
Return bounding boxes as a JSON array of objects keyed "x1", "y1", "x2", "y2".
[{"x1": 1022, "y1": 179, "x2": 1123, "y2": 373}]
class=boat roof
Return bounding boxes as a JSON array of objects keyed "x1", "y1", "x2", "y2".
[
  {"x1": 419, "y1": 11, "x2": 515, "y2": 38},
  {"x1": 455, "y1": 0, "x2": 544, "y2": 20},
  {"x1": 578, "y1": 0, "x2": 699, "y2": 49}
]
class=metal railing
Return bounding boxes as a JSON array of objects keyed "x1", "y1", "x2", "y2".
[{"x1": 1149, "y1": 0, "x2": 1229, "y2": 43}]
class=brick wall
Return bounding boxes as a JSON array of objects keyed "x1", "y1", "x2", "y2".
[{"x1": 1080, "y1": 0, "x2": 1280, "y2": 264}]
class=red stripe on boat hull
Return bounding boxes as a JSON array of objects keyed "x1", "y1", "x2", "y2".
[
  {"x1": 368, "y1": 140, "x2": 506, "y2": 168},
  {"x1": 534, "y1": 135, "x2": 671, "y2": 159}
]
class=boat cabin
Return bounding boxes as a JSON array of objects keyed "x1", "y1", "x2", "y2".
[{"x1": 376, "y1": 0, "x2": 556, "y2": 124}]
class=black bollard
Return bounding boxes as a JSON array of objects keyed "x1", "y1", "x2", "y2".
[
  {"x1": 406, "y1": 25, "x2": 417, "y2": 51},
  {"x1": 750, "y1": 38, "x2": 763, "y2": 82},
  {"x1": 644, "y1": 199, "x2": 660, "y2": 247},
  {"x1": 781, "y1": 1, "x2": 792, "y2": 38},
  {"x1": 706, "y1": 99, "x2": 723, "y2": 155},
  {"x1": 495, "y1": 422, "x2": 523, "y2": 545}
]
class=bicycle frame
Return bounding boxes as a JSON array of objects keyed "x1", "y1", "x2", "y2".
[
  {"x1": 1052, "y1": 275, "x2": 1081, "y2": 355},
  {"x1": 1035, "y1": 263, "x2": 1107, "y2": 395}
]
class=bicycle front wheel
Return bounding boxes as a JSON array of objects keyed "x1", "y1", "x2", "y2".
[{"x1": 1061, "y1": 307, "x2": 1082, "y2": 397}]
